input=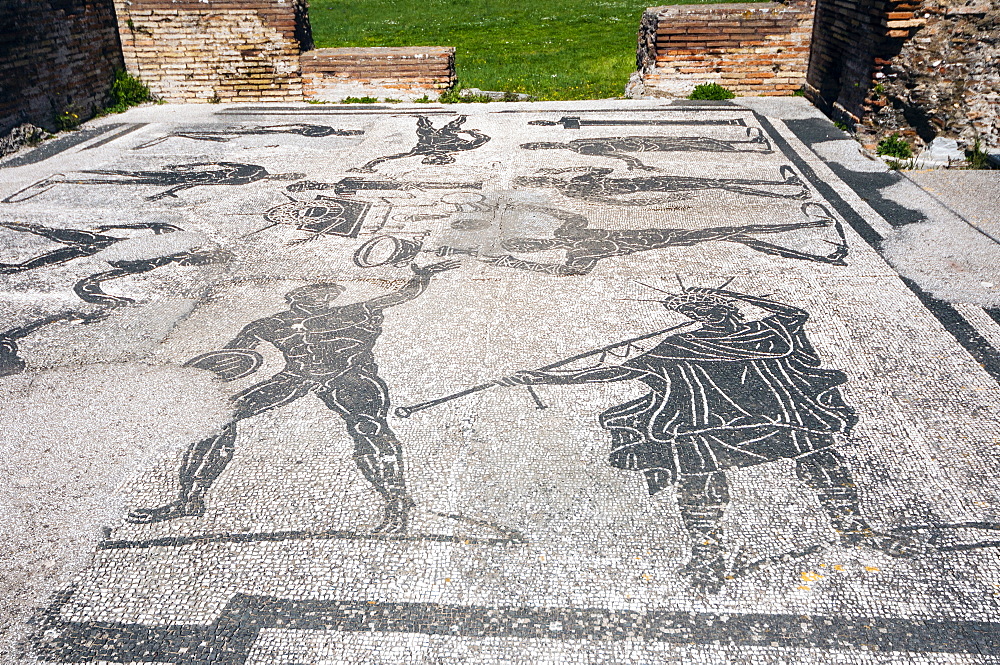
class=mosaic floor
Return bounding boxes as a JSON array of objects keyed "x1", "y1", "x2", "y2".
[{"x1": 2, "y1": 100, "x2": 1000, "y2": 664}]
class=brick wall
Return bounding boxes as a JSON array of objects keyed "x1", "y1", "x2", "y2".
[
  {"x1": 0, "y1": 0, "x2": 124, "y2": 135},
  {"x1": 113, "y1": 0, "x2": 312, "y2": 103},
  {"x1": 636, "y1": 1, "x2": 814, "y2": 97},
  {"x1": 301, "y1": 47, "x2": 457, "y2": 101},
  {"x1": 807, "y1": 0, "x2": 998, "y2": 150},
  {"x1": 804, "y1": 0, "x2": 920, "y2": 125}
]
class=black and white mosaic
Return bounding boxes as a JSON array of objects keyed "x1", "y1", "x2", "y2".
[{"x1": 2, "y1": 101, "x2": 1000, "y2": 664}]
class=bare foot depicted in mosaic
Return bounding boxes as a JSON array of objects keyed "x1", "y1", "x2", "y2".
[
  {"x1": 128, "y1": 260, "x2": 459, "y2": 533},
  {"x1": 5, "y1": 102, "x2": 1000, "y2": 665}
]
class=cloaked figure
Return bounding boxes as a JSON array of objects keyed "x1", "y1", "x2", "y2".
[
  {"x1": 349, "y1": 116, "x2": 490, "y2": 173},
  {"x1": 497, "y1": 286, "x2": 922, "y2": 592}
]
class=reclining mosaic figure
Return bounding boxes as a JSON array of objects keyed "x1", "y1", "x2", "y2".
[
  {"x1": 475, "y1": 203, "x2": 847, "y2": 276},
  {"x1": 128, "y1": 260, "x2": 460, "y2": 533},
  {"x1": 0, "y1": 218, "x2": 230, "y2": 310},
  {"x1": 133, "y1": 124, "x2": 363, "y2": 149},
  {"x1": 0, "y1": 220, "x2": 182, "y2": 274},
  {"x1": 4, "y1": 162, "x2": 305, "y2": 203},
  {"x1": 494, "y1": 285, "x2": 922, "y2": 592},
  {"x1": 513, "y1": 165, "x2": 810, "y2": 205},
  {"x1": 0, "y1": 312, "x2": 87, "y2": 378},
  {"x1": 349, "y1": 115, "x2": 490, "y2": 173},
  {"x1": 520, "y1": 128, "x2": 772, "y2": 171}
]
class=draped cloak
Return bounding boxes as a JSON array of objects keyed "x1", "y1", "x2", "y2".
[{"x1": 602, "y1": 310, "x2": 857, "y2": 493}]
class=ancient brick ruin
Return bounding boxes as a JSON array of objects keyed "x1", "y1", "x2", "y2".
[
  {"x1": 301, "y1": 47, "x2": 457, "y2": 101},
  {"x1": 0, "y1": 0, "x2": 124, "y2": 136},
  {"x1": 636, "y1": 1, "x2": 815, "y2": 97},
  {"x1": 636, "y1": 0, "x2": 998, "y2": 151},
  {"x1": 843, "y1": 0, "x2": 998, "y2": 150},
  {"x1": 113, "y1": 0, "x2": 312, "y2": 103}
]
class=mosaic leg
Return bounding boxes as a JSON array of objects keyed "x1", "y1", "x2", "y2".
[
  {"x1": 676, "y1": 471, "x2": 730, "y2": 594},
  {"x1": 127, "y1": 375, "x2": 310, "y2": 524},
  {"x1": 795, "y1": 448, "x2": 924, "y2": 556},
  {"x1": 319, "y1": 373, "x2": 412, "y2": 534}
]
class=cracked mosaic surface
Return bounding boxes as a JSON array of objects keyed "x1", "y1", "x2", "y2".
[{"x1": 2, "y1": 100, "x2": 999, "y2": 664}]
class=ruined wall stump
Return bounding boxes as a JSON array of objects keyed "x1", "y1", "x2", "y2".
[
  {"x1": 0, "y1": 0, "x2": 124, "y2": 136},
  {"x1": 301, "y1": 47, "x2": 457, "y2": 101},
  {"x1": 808, "y1": 0, "x2": 999, "y2": 150},
  {"x1": 113, "y1": 0, "x2": 313, "y2": 103},
  {"x1": 635, "y1": 1, "x2": 815, "y2": 98}
]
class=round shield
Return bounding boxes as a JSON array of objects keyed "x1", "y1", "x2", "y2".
[
  {"x1": 352, "y1": 235, "x2": 423, "y2": 268},
  {"x1": 184, "y1": 349, "x2": 264, "y2": 380}
]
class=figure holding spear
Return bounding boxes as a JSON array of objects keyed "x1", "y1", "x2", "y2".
[{"x1": 438, "y1": 284, "x2": 921, "y2": 592}]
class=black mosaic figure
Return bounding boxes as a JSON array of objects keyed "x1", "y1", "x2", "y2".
[
  {"x1": 289, "y1": 177, "x2": 483, "y2": 195},
  {"x1": 0, "y1": 311, "x2": 89, "y2": 378},
  {"x1": 496, "y1": 286, "x2": 920, "y2": 592},
  {"x1": 0, "y1": 220, "x2": 181, "y2": 274},
  {"x1": 475, "y1": 203, "x2": 847, "y2": 276},
  {"x1": 520, "y1": 128, "x2": 771, "y2": 171},
  {"x1": 74, "y1": 248, "x2": 231, "y2": 310},
  {"x1": 349, "y1": 116, "x2": 490, "y2": 173},
  {"x1": 0, "y1": 219, "x2": 229, "y2": 314},
  {"x1": 528, "y1": 116, "x2": 747, "y2": 130},
  {"x1": 12, "y1": 162, "x2": 305, "y2": 202},
  {"x1": 513, "y1": 165, "x2": 809, "y2": 205},
  {"x1": 128, "y1": 260, "x2": 460, "y2": 533},
  {"x1": 133, "y1": 124, "x2": 363, "y2": 149}
]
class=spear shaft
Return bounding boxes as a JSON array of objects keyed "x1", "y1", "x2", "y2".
[{"x1": 393, "y1": 321, "x2": 693, "y2": 418}]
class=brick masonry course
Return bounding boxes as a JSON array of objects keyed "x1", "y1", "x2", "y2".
[
  {"x1": 301, "y1": 47, "x2": 457, "y2": 101},
  {"x1": 636, "y1": 1, "x2": 815, "y2": 98},
  {"x1": 112, "y1": 0, "x2": 312, "y2": 103},
  {"x1": 805, "y1": 0, "x2": 998, "y2": 151},
  {"x1": 0, "y1": 0, "x2": 124, "y2": 135}
]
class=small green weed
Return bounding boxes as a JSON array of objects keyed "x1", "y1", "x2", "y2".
[
  {"x1": 834, "y1": 121, "x2": 851, "y2": 132},
  {"x1": 688, "y1": 83, "x2": 735, "y2": 100},
  {"x1": 383, "y1": 98, "x2": 403, "y2": 103},
  {"x1": 966, "y1": 139, "x2": 995, "y2": 170},
  {"x1": 105, "y1": 70, "x2": 151, "y2": 114},
  {"x1": 885, "y1": 156, "x2": 917, "y2": 171},
  {"x1": 307, "y1": 98, "x2": 330, "y2": 104},
  {"x1": 437, "y1": 85, "x2": 491, "y2": 104},
  {"x1": 876, "y1": 133, "x2": 913, "y2": 159},
  {"x1": 341, "y1": 96, "x2": 380, "y2": 103},
  {"x1": 413, "y1": 95, "x2": 433, "y2": 103},
  {"x1": 792, "y1": 88, "x2": 805, "y2": 97},
  {"x1": 462, "y1": 93, "x2": 494, "y2": 103},
  {"x1": 55, "y1": 110, "x2": 80, "y2": 131}
]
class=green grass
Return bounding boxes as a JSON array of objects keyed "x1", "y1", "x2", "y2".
[{"x1": 309, "y1": 0, "x2": 765, "y2": 101}]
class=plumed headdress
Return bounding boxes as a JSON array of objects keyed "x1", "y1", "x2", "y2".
[{"x1": 659, "y1": 291, "x2": 734, "y2": 312}]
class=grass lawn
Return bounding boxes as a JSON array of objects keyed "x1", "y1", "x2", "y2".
[{"x1": 308, "y1": 0, "x2": 764, "y2": 101}]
